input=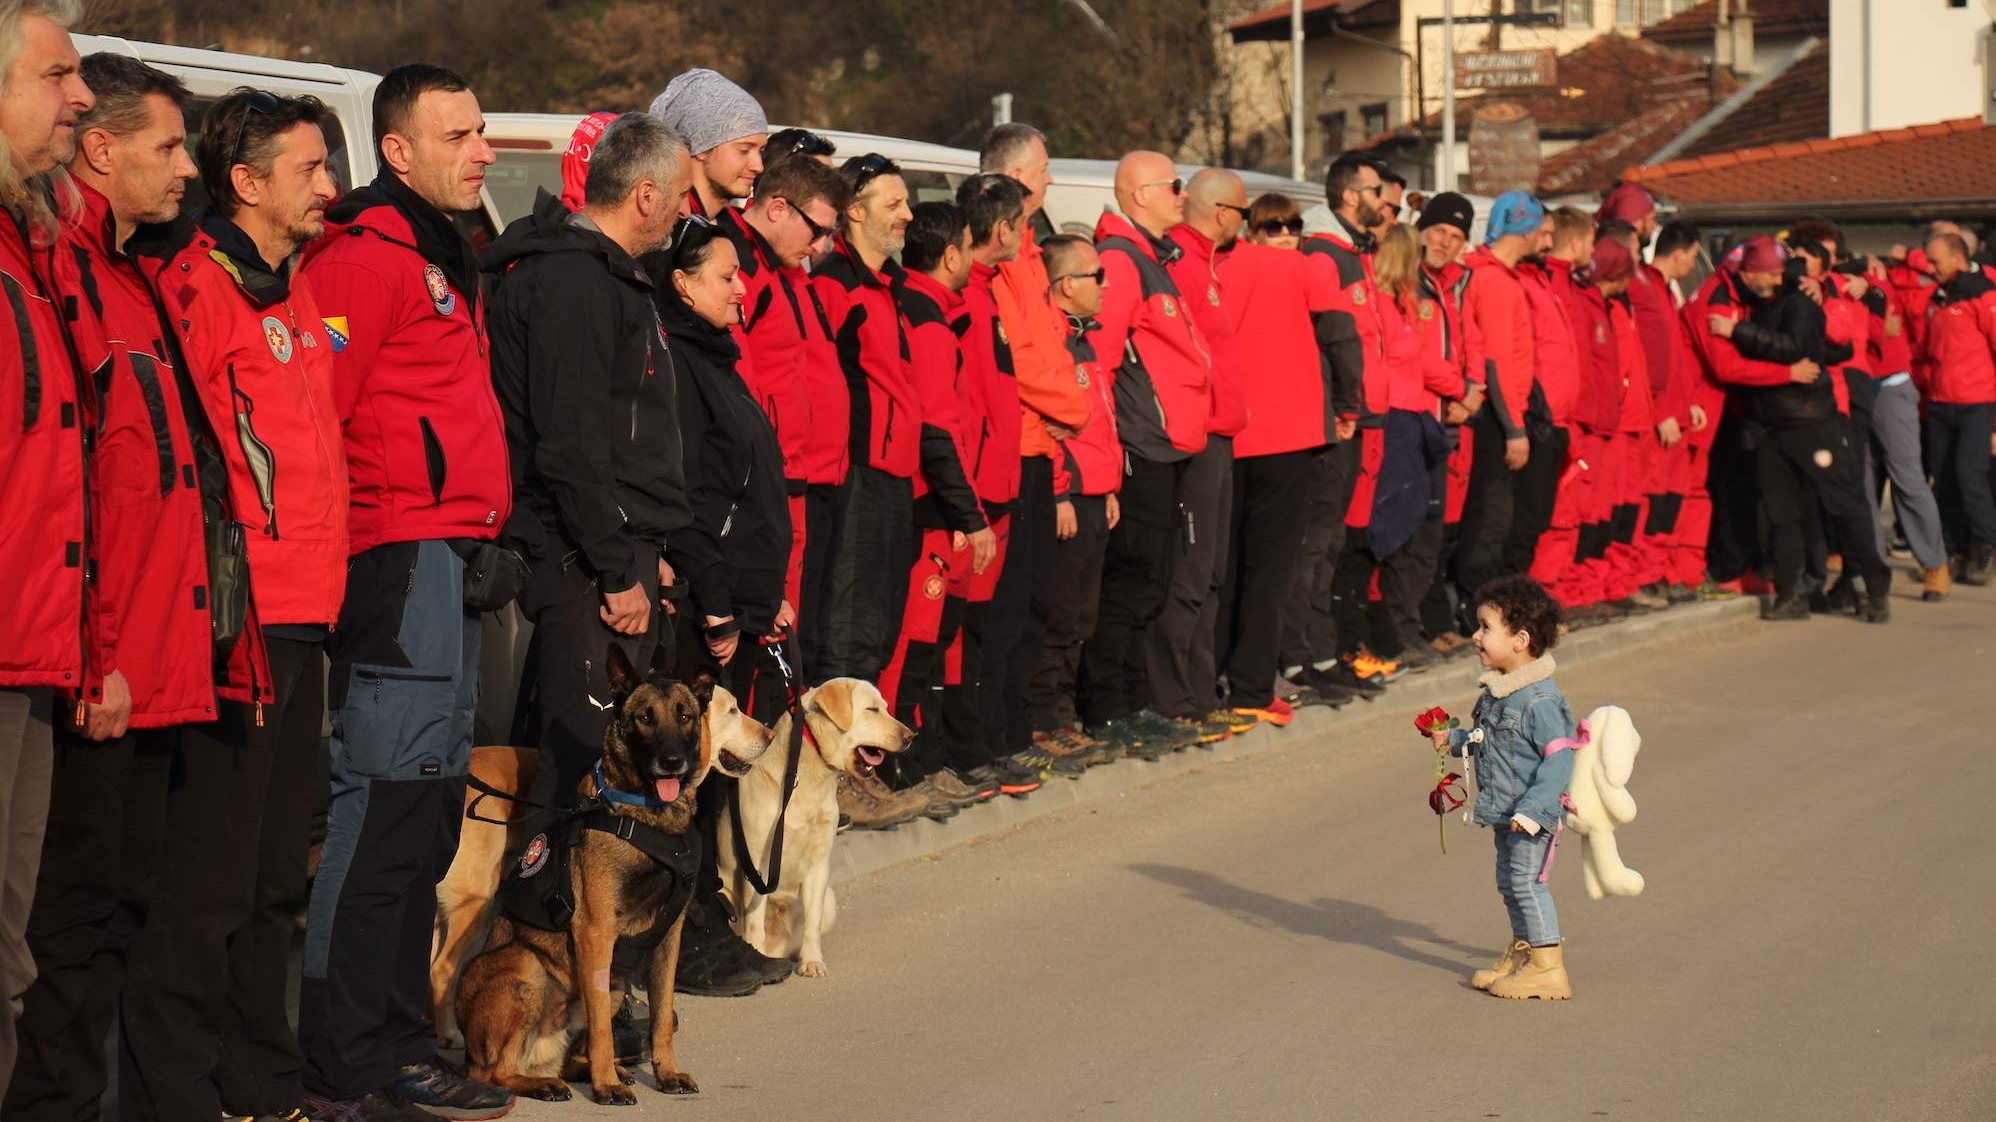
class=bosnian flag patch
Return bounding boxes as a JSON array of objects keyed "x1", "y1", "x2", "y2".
[{"x1": 322, "y1": 316, "x2": 350, "y2": 353}]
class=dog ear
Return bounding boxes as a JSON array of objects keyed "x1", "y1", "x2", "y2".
[
  {"x1": 688, "y1": 671, "x2": 718, "y2": 710},
  {"x1": 807, "y1": 678, "x2": 856, "y2": 731},
  {"x1": 606, "y1": 643, "x2": 640, "y2": 707}
]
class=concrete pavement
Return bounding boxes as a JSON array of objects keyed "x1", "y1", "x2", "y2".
[{"x1": 507, "y1": 585, "x2": 1996, "y2": 1121}]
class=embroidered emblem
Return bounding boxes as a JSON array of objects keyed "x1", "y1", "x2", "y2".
[
  {"x1": 923, "y1": 572, "x2": 945, "y2": 600},
  {"x1": 1207, "y1": 285, "x2": 1221, "y2": 307},
  {"x1": 1075, "y1": 363, "x2": 1090, "y2": 388},
  {"x1": 1351, "y1": 286, "x2": 1367, "y2": 306},
  {"x1": 262, "y1": 316, "x2": 292, "y2": 363},
  {"x1": 1418, "y1": 300, "x2": 1434, "y2": 321},
  {"x1": 519, "y1": 833, "x2": 550, "y2": 877},
  {"x1": 1161, "y1": 296, "x2": 1177, "y2": 318},
  {"x1": 1812, "y1": 449, "x2": 1834, "y2": 469},
  {"x1": 996, "y1": 321, "x2": 1009, "y2": 345},
  {"x1": 423, "y1": 264, "x2": 456, "y2": 315}
]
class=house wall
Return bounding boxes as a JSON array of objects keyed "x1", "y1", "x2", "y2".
[{"x1": 1830, "y1": 0, "x2": 1991, "y2": 136}]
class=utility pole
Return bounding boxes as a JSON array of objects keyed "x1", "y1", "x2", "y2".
[
  {"x1": 1291, "y1": 0, "x2": 1305, "y2": 182},
  {"x1": 1441, "y1": 0, "x2": 1456, "y2": 191},
  {"x1": 992, "y1": 92, "x2": 1013, "y2": 127}
]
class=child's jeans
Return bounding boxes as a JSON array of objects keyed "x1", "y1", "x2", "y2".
[{"x1": 1494, "y1": 828, "x2": 1560, "y2": 944}]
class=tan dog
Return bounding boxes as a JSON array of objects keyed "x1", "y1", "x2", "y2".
[
  {"x1": 717, "y1": 678, "x2": 912, "y2": 978},
  {"x1": 428, "y1": 664, "x2": 769, "y2": 1057}
]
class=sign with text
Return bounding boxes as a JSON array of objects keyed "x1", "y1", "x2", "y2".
[
  {"x1": 1456, "y1": 48, "x2": 1558, "y2": 90},
  {"x1": 1467, "y1": 102, "x2": 1542, "y2": 197}
]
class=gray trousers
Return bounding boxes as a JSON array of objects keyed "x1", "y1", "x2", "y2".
[
  {"x1": 0, "y1": 687, "x2": 54, "y2": 1104},
  {"x1": 1146, "y1": 437, "x2": 1233, "y2": 719},
  {"x1": 1867, "y1": 376, "x2": 1947, "y2": 571}
]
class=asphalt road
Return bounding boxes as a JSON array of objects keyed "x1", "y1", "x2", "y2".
[{"x1": 509, "y1": 586, "x2": 1996, "y2": 1122}]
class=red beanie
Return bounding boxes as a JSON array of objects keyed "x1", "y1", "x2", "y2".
[
  {"x1": 560, "y1": 111, "x2": 618, "y2": 213},
  {"x1": 1591, "y1": 235, "x2": 1635, "y2": 282},
  {"x1": 1738, "y1": 234, "x2": 1785, "y2": 274},
  {"x1": 1597, "y1": 183, "x2": 1656, "y2": 227}
]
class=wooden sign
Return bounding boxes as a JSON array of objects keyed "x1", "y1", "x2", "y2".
[
  {"x1": 1467, "y1": 102, "x2": 1542, "y2": 196},
  {"x1": 1456, "y1": 48, "x2": 1558, "y2": 90}
]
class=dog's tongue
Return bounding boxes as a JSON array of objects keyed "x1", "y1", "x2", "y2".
[
  {"x1": 857, "y1": 746, "x2": 885, "y2": 767},
  {"x1": 654, "y1": 777, "x2": 682, "y2": 803}
]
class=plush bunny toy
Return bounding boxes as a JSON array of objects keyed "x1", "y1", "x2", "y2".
[{"x1": 1562, "y1": 705, "x2": 1645, "y2": 900}]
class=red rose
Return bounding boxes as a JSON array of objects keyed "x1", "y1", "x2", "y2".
[{"x1": 1414, "y1": 706, "x2": 1452, "y2": 735}]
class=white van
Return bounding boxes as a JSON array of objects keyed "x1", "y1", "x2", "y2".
[
  {"x1": 1040, "y1": 157, "x2": 1329, "y2": 237},
  {"x1": 480, "y1": 113, "x2": 982, "y2": 228}
]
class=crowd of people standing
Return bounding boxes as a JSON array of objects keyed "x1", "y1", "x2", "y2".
[{"x1": 2, "y1": 1, "x2": 1994, "y2": 1118}]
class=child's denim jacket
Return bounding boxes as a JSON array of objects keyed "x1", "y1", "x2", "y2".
[{"x1": 1446, "y1": 654, "x2": 1577, "y2": 832}]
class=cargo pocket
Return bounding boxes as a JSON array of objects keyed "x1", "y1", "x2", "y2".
[{"x1": 331, "y1": 665, "x2": 458, "y2": 782}]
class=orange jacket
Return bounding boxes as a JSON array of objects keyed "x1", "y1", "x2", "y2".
[{"x1": 994, "y1": 229, "x2": 1091, "y2": 460}]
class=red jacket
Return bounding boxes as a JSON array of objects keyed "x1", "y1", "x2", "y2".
[
  {"x1": 1820, "y1": 274, "x2": 1874, "y2": 380},
  {"x1": 722, "y1": 207, "x2": 813, "y2": 489},
  {"x1": 1217, "y1": 241, "x2": 1330, "y2": 457},
  {"x1": 1166, "y1": 225, "x2": 1248, "y2": 437},
  {"x1": 1689, "y1": 270, "x2": 1802, "y2": 390},
  {"x1": 1419, "y1": 258, "x2": 1476, "y2": 402},
  {"x1": 1870, "y1": 277, "x2": 1915, "y2": 377},
  {"x1": 138, "y1": 213, "x2": 350, "y2": 626},
  {"x1": 1922, "y1": 268, "x2": 1996, "y2": 405},
  {"x1": 994, "y1": 230, "x2": 1090, "y2": 461},
  {"x1": 1462, "y1": 246, "x2": 1536, "y2": 440},
  {"x1": 1093, "y1": 212, "x2": 1211, "y2": 461},
  {"x1": 1609, "y1": 297, "x2": 1652, "y2": 435},
  {"x1": 60, "y1": 183, "x2": 271, "y2": 724},
  {"x1": 1377, "y1": 290, "x2": 1461, "y2": 415},
  {"x1": 1553, "y1": 260, "x2": 1617, "y2": 437},
  {"x1": 302, "y1": 182, "x2": 509, "y2": 554},
  {"x1": 960, "y1": 261, "x2": 1024, "y2": 508},
  {"x1": 1301, "y1": 228, "x2": 1386, "y2": 427},
  {"x1": 1519, "y1": 261, "x2": 1580, "y2": 428},
  {"x1": 797, "y1": 269, "x2": 849, "y2": 486},
  {"x1": 1054, "y1": 312, "x2": 1121, "y2": 496},
  {"x1": 890, "y1": 266, "x2": 985, "y2": 533},
  {"x1": 1630, "y1": 264, "x2": 1692, "y2": 427},
  {"x1": 815, "y1": 236, "x2": 920, "y2": 479},
  {"x1": 0, "y1": 207, "x2": 88, "y2": 690}
]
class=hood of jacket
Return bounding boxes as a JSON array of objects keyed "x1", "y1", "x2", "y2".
[{"x1": 484, "y1": 188, "x2": 651, "y2": 291}]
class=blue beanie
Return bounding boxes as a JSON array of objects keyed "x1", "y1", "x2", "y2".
[{"x1": 1485, "y1": 190, "x2": 1546, "y2": 245}]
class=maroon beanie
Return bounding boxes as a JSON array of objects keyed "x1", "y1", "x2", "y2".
[
  {"x1": 560, "y1": 111, "x2": 619, "y2": 213},
  {"x1": 1738, "y1": 234, "x2": 1786, "y2": 274},
  {"x1": 1592, "y1": 235, "x2": 1635, "y2": 282},
  {"x1": 1597, "y1": 183, "x2": 1656, "y2": 227}
]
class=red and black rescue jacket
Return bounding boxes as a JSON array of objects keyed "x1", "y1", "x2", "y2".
[{"x1": 816, "y1": 235, "x2": 921, "y2": 479}]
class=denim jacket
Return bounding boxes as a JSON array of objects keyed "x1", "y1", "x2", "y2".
[{"x1": 1447, "y1": 655, "x2": 1577, "y2": 832}]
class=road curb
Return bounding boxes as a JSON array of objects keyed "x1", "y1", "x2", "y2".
[{"x1": 828, "y1": 596, "x2": 1761, "y2": 887}]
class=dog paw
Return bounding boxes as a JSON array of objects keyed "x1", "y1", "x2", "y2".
[
  {"x1": 654, "y1": 1067, "x2": 700, "y2": 1095},
  {"x1": 797, "y1": 959, "x2": 828, "y2": 978},
  {"x1": 592, "y1": 1082, "x2": 638, "y2": 1106},
  {"x1": 528, "y1": 1080, "x2": 572, "y2": 1102},
  {"x1": 616, "y1": 1063, "x2": 637, "y2": 1086}
]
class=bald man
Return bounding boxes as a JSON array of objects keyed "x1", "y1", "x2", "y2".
[
  {"x1": 1154, "y1": 168, "x2": 1254, "y2": 736},
  {"x1": 1077, "y1": 152, "x2": 1215, "y2": 753}
]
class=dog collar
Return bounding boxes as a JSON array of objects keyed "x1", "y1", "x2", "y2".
[{"x1": 593, "y1": 759, "x2": 675, "y2": 809}]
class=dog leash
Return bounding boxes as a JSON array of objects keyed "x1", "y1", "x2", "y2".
[{"x1": 727, "y1": 639, "x2": 808, "y2": 898}]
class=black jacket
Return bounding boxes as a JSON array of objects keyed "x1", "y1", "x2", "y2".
[
  {"x1": 1731, "y1": 267, "x2": 1852, "y2": 429},
  {"x1": 486, "y1": 190, "x2": 689, "y2": 593},
  {"x1": 657, "y1": 293, "x2": 790, "y2": 634}
]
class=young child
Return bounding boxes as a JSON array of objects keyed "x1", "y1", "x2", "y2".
[{"x1": 1429, "y1": 574, "x2": 1578, "y2": 1000}]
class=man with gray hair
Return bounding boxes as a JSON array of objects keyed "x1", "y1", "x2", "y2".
[
  {"x1": 648, "y1": 66, "x2": 766, "y2": 218},
  {"x1": 0, "y1": 0, "x2": 92, "y2": 1101},
  {"x1": 487, "y1": 112, "x2": 694, "y2": 808}
]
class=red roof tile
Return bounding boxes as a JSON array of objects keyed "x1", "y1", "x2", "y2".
[
  {"x1": 1538, "y1": 96, "x2": 1710, "y2": 195},
  {"x1": 1643, "y1": 0, "x2": 1828, "y2": 44},
  {"x1": 1625, "y1": 117, "x2": 1996, "y2": 207},
  {"x1": 1670, "y1": 38, "x2": 1828, "y2": 159}
]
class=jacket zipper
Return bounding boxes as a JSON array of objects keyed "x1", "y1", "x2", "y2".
[
  {"x1": 880, "y1": 397, "x2": 895, "y2": 460},
  {"x1": 284, "y1": 300, "x2": 338, "y2": 519}
]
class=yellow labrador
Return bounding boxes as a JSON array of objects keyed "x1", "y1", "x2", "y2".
[
  {"x1": 430, "y1": 681, "x2": 771, "y2": 1048},
  {"x1": 718, "y1": 678, "x2": 913, "y2": 978}
]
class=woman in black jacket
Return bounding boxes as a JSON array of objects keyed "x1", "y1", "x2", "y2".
[{"x1": 659, "y1": 216, "x2": 794, "y2": 698}]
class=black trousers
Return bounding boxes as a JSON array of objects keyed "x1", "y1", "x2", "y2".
[
  {"x1": 1220, "y1": 448, "x2": 1314, "y2": 708},
  {"x1": 7, "y1": 728, "x2": 169, "y2": 1122},
  {"x1": 1757, "y1": 419, "x2": 1892, "y2": 598},
  {"x1": 1924, "y1": 401, "x2": 1996, "y2": 552},
  {"x1": 1079, "y1": 454, "x2": 1183, "y2": 726},
  {"x1": 1455, "y1": 407, "x2": 1522, "y2": 621},
  {"x1": 119, "y1": 635, "x2": 322, "y2": 1121},
  {"x1": 1379, "y1": 517, "x2": 1446, "y2": 654},
  {"x1": 1147, "y1": 438, "x2": 1232, "y2": 719},
  {"x1": 820, "y1": 466, "x2": 915, "y2": 683},
  {"x1": 978, "y1": 456, "x2": 1057, "y2": 755},
  {"x1": 1027, "y1": 494, "x2": 1110, "y2": 731},
  {"x1": 799, "y1": 480, "x2": 849, "y2": 685},
  {"x1": 1706, "y1": 397, "x2": 1763, "y2": 583},
  {"x1": 1503, "y1": 423, "x2": 1569, "y2": 578},
  {"x1": 1280, "y1": 440, "x2": 1359, "y2": 671}
]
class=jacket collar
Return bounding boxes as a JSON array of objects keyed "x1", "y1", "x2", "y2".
[
  {"x1": 1168, "y1": 223, "x2": 1217, "y2": 264},
  {"x1": 830, "y1": 233, "x2": 890, "y2": 289},
  {"x1": 323, "y1": 175, "x2": 481, "y2": 310},
  {"x1": 1096, "y1": 211, "x2": 1181, "y2": 265},
  {"x1": 720, "y1": 206, "x2": 778, "y2": 275},
  {"x1": 1063, "y1": 310, "x2": 1098, "y2": 335},
  {"x1": 655, "y1": 289, "x2": 738, "y2": 364},
  {"x1": 969, "y1": 259, "x2": 1001, "y2": 291},
  {"x1": 1478, "y1": 654, "x2": 1557, "y2": 699},
  {"x1": 69, "y1": 178, "x2": 119, "y2": 263},
  {"x1": 195, "y1": 208, "x2": 293, "y2": 307},
  {"x1": 897, "y1": 266, "x2": 963, "y2": 313}
]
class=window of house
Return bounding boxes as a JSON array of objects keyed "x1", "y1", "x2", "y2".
[
  {"x1": 1565, "y1": 0, "x2": 1593, "y2": 27},
  {"x1": 1320, "y1": 110, "x2": 1347, "y2": 156},
  {"x1": 1361, "y1": 102, "x2": 1389, "y2": 138}
]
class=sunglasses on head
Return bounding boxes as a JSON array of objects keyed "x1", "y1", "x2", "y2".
[
  {"x1": 843, "y1": 153, "x2": 900, "y2": 199},
  {"x1": 1258, "y1": 218, "x2": 1304, "y2": 236},
  {"x1": 1054, "y1": 267, "x2": 1106, "y2": 286},
  {"x1": 778, "y1": 197, "x2": 835, "y2": 242},
  {"x1": 226, "y1": 90, "x2": 283, "y2": 173},
  {"x1": 773, "y1": 130, "x2": 835, "y2": 161}
]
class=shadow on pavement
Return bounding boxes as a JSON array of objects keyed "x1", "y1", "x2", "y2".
[{"x1": 1127, "y1": 863, "x2": 1486, "y2": 977}]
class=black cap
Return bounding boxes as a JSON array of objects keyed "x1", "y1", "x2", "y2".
[{"x1": 1418, "y1": 191, "x2": 1475, "y2": 238}]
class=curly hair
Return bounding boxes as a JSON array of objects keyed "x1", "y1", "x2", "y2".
[{"x1": 1475, "y1": 574, "x2": 1562, "y2": 658}]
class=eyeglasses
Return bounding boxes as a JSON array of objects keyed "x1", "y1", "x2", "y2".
[
  {"x1": 778, "y1": 197, "x2": 836, "y2": 242},
  {"x1": 1356, "y1": 184, "x2": 1385, "y2": 196},
  {"x1": 1053, "y1": 268, "x2": 1106, "y2": 286},
  {"x1": 1258, "y1": 218, "x2": 1304, "y2": 236},
  {"x1": 1142, "y1": 178, "x2": 1186, "y2": 197},
  {"x1": 1215, "y1": 202, "x2": 1253, "y2": 220},
  {"x1": 225, "y1": 90, "x2": 282, "y2": 173},
  {"x1": 843, "y1": 153, "x2": 899, "y2": 199}
]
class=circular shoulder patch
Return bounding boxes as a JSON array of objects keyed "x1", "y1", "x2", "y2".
[
  {"x1": 519, "y1": 833, "x2": 550, "y2": 878},
  {"x1": 262, "y1": 316, "x2": 293, "y2": 364},
  {"x1": 923, "y1": 573, "x2": 945, "y2": 600},
  {"x1": 424, "y1": 263, "x2": 458, "y2": 316}
]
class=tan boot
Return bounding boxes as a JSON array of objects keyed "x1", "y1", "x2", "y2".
[
  {"x1": 1488, "y1": 943, "x2": 1572, "y2": 1000},
  {"x1": 1923, "y1": 567, "x2": 1952, "y2": 602},
  {"x1": 1471, "y1": 939, "x2": 1532, "y2": 991}
]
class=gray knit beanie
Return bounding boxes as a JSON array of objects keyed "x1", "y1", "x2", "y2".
[{"x1": 647, "y1": 69, "x2": 768, "y2": 156}]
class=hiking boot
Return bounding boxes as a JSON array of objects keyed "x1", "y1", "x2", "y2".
[
  {"x1": 1011, "y1": 743, "x2": 1086, "y2": 778},
  {"x1": 967, "y1": 759, "x2": 1045, "y2": 797},
  {"x1": 1922, "y1": 567, "x2": 1952, "y2": 602},
  {"x1": 1349, "y1": 648, "x2": 1405, "y2": 683},
  {"x1": 674, "y1": 893, "x2": 772, "y2": 996},
  {"x1": 1200, "y1": 709, "x2": 1259, "y2": 738},
  {"x1": 388, "y1": 1055, "x2": 516, "y2": 1120},
  {"x1": 1391, "y1": 640, "x2": 1441, "y2": 672},
  {"x1": 1564, "y1": 603, "x2": 1613, "y2": 630},
  {"x1": 1229, "y1": 697, "x2": 1294, "y2": 728},
  {"x1": 1824, "y1": 576, "x2": 1860, "y2": 614},
  {"x1": 904, "y1": 776, "x2": 966, "y2": 819},
  {"x1": 1051, "y1": 726, "x2": 1123, "y2": 766},
  {"x1": 1626, "y1": 586, "x2": 1671, "y2": 611},
  {"x1": 1487, "y1": 943, "x2": 1572, "y2": 1001},
  {"x1": 1471, "y1": 939, "x2": 1532, "y2": 992},
  {"x1": 1030, "y1": 730, "x2": 1096, "y2": 776},
  {"x1": 837, "y1": 772, "x2": 925, "y2": 830},
  {"x1": 305, "y1": 1092, "x2": 431, "y2": 1122},
  {"x1": 1606, "y1": 596, "x2": 1654, "y2": 616},
  {"x1": 1432, "y1": 631, "x2": 1474, "y2": 659},
  {"x1": 1089, "y1": 718, "x2": 1166, "y2": 762},
  {"x1": 1169, "y1": 715, "x2": 1232, "y2": 745},
  {"x1": 1129, "y1": 709, "x2": 1199, "y2": 750},
  {"x1": 1760, "y1": 594, "x2": 1810, "y2": 622},
  {"x1": 1863, "y1": 590, "x2": 1892, "y2": 624},
  {"x1": 930, "y1": 767, "x2": 1000, "y2": 802},
  {"x1": 1665, "y1": 582, "x2": 1700, "y2": 604},
  {"x1": 1308, "y1": 663, "x2": 1382, "y2": 700},
  {"x1": 1273, "y1": 675, "x2": 1331, "y2": 709},
  {"x1": 1963, "y1": 544, "x2": 1995, "y2": 587},
  {"x1": 1693, "y1": 578, "x2": 1739, "y2": 601}
]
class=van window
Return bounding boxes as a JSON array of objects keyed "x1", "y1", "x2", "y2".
[
  {"x1": 178, "y1": 94, "x2": 353, "y2": 214},
  {"x1": 900, "y1": 169, "x2": 964, "y2": 206},
  {"x1": 487, "y1": 142, "x2": 564, "y2": 227}
]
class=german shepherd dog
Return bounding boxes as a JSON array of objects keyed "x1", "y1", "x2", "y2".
[{"x1": 455, "y1": 645, "x2": 767, "y2": 1104}]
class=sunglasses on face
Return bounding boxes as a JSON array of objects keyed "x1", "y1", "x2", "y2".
[
  {"x1": 1054, "y1": 267, "x2": 1106, "y2": 286},
  {"x1": 226, "y1": 89, "x2": 283, "y2": 172},
  {"x1": 779, "y1": 197, "x2": 835, "y2": 242},
  {"x1": 1142, "y1": 178, "x2": 1186, "y2": 197},
  {"x1": 1215, "y1": 202, "x2": 1252, "y2": 220},
  {"x1": 1258, "y1": 219, "x2": 1304, "y2": 236}
]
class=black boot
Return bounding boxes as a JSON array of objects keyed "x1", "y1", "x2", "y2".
[
  {"x1": 672, "y1": 892, "x2": 766, "y2": 997},
  {"x1": 1760, "y1": 594, "x2": 1810, "y2": 621},
  {"x1": 1863, "y1": 590, "x2": 1892, "y2": 624},
  {"x1": 1824, "y1": 575, "x2": 1860, "y2": 614},
  {"x1": 1962, "y1": 544, "x2": 1995, "y2": 587}
]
